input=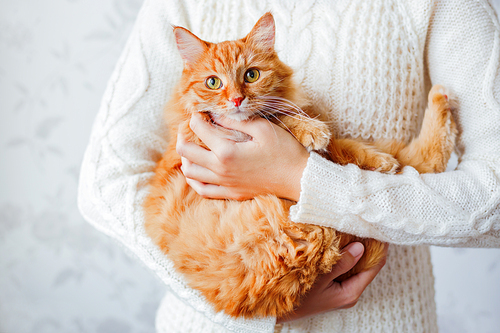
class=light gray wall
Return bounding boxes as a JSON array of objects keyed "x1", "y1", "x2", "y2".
[{"x1": 0, "y1": 1, "x2": 499, "y2": 332}]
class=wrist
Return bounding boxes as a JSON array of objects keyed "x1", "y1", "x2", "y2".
[{"x1": 280, "y1": 149, "x2": 309, "y2": 202}]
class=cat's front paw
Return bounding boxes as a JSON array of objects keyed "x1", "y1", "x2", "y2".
[{"x1": 296, "y1": 120, "x2": 331, "y2": 152}]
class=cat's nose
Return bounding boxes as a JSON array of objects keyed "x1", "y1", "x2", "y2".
[{"x1": 230, "y1": 97, "x2": 245, "y2": 107}]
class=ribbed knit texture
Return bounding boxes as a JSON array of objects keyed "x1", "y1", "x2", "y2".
[{"x1": 78, "y1": 0, "x2": 500, "y2": 332}]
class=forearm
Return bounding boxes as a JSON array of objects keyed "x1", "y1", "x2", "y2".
[
  {"x1": 290, "y1": 0, "x2": 500, "y2": 247},
  {"x1": 290, "y1": 152, "x2": 500, "y2": 247}
]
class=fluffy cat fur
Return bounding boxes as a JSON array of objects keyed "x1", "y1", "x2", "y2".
[{"x1": 143, "y1": 13, "x2": 456, "y2": 318}]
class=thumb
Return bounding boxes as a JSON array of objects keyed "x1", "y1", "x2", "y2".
[{"x1": 328, "y1": 242, "x2": 365, "y2": 278}]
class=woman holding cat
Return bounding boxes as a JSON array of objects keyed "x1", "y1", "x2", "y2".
[{"x1": 79, "y1": 0, "x2": 500, "y2": 332}]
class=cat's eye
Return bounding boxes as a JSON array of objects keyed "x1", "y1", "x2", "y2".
[
  {"x1": 205, "y1": 76, "x2": 223, "y2": 90},
  {"x1": 244, "y1": 69, "x2": 260, "y2": 83}
]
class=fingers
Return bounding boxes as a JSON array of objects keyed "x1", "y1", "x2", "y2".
[
  {"x1": 326, "y1": 242, "x2": 365, "y2": 279},
  {"x1": 277, "y1": 243, "x2": 369, "y2": 323},
  {"x1": 341, "y1": 243, "x2": 388, "y2": 289},
  {"x1": 176, "y1": 127, "x2": 218, "y2": 170},
  {"x1": 189, "y1": 113, "x2": 238, "y2": 153},
  {"x1": 185, "y1": 178, "x2": 226, "y2": 199},
  {"x1": 212, "y1": 113, "x2": 279, "y2": 139},
  {"x1": 180, "y1": 155, "x2": 251, "y2": 200},
  {"x1": 311, "y1": 242, "x2": 364, "y2": 297},
  {"x1": 184, "y1": 176, "x2": 249, "y2": 200},
  {"x1": 180, "y1": 157, "x2": 219, "y2": 184},
  {"x1": 336, "y1": 243, "x2": 389, "y2": 309},
  {"x1": 316, "y1": 242, "x2": 387, "y2": 311}
]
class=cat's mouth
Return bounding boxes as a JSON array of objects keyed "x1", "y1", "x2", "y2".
[
  {"x1": 206, "y1": 112, "x2": 223, "y2": 126},
  {"x1": 202, "y1": 111, "x2": 253, "y2": 142},
  {"x1": 204, "y1": 110, "x2": 257, "y2": 125},
  {"x1": 201, "y1": 112, "x2": 229, "y2": 129}
]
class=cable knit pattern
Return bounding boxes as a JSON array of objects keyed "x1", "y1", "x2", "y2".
[
  {"x1": 290, "y1": 0, "x2": 500, "y2": 249},
  {"x1": 338, "y1": 0, "x2": 425, "y2": 142},
  {"x1": 78, "y1": 0, "x2": 500, "y2": 332}
]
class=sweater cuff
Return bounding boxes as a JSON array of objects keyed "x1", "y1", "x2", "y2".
[{"x1": 290, "y1": 152, "x2": 357, "y2": 227}]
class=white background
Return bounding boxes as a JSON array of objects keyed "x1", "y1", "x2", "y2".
[{"x1": 1, "y1": 1, "x2": 499, "y2": 332}]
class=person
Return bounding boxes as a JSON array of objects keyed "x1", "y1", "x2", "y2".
[{"x1": 78, "y1": 0, "x2": 500, "y2": 332}]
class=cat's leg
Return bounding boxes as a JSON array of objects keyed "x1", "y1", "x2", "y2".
[
  {"x1": 386, "y1": 85, "x2": 457, "y2": 173},
  {"x1": 276, "y1": 112, "x2": 399, "y2": 173},
  {"x1": 276, "y1": 114, "x2": 332, "y2": 151},
  {"x1": 334, "y1": 85, "x2": 457, "y2": 281},
  {"x1": 327, "y1": 138, "x2": 400, "y2": 173}
]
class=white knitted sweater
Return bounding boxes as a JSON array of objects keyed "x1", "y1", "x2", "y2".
[{"x1": 78, "y1": 0, "x2": 500, "y2": 332}]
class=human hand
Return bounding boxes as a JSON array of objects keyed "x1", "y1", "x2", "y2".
[
  {"x1": 277, "y1": 242, "x2": 389, "y2": 323},
  {"x1": 176, "y1": 112, "x2": 310, "y2": 201}
]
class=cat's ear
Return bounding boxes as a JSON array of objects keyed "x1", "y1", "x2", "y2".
[
  {"x1": 173, "y1": 27, "x2": 207, "y2": 66},
  {"x1": 245, "y1": 12, "x2": 275, "y2": 51}
]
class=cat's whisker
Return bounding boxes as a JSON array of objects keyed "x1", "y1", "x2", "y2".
[
  {"x1": 250, "y1": 100, "x2": 302, "y2": 113},
  {"x1": 256, "y1": 110, "x2": 279, "y2": 140},
  {"x1": 258, "y1": 111, "x2": 300, "y2": 142},
  {"x1": 248, "y1": 102, "x2": 310, "y2": 122},
  {"x1": 250, "y1": 108, "x2": 306, "y2": 124},
  {"x1": 256, "y1": 107, "x2": 306, "y2": 122},
  {"x1": 259, "y1": 96, "x2": 305, "y2": 111},
  {"x1": 255, "y1": 104, "x2": 309, "y2": 120},
  {"x1": 258, "y1": 109, "x2": 329, "y2": 134},
  {"x1": 256, "y1": 96, "x2": 310, "y2": 117}
]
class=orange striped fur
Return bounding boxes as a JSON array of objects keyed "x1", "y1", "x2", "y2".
[{"x1": 143, "y1": 13, "x2": 456, "y2": 318}]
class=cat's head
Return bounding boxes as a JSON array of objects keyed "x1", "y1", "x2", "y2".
[{"x1": 173, "y1": 12, "x2": 302, "y2": 121}]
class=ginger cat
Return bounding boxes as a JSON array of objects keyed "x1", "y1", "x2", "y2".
[{"x1": 144, "y1": 13, "x2": 456, "y2": 318}]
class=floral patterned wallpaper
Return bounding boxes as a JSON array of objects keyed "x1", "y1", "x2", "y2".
[{"x1": 0, "y1": 1, "x2": 499, "y2": 332}]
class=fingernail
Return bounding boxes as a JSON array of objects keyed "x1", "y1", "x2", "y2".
[{"x1": 347, "y1": 242, "x2": 364, "y2": 258}]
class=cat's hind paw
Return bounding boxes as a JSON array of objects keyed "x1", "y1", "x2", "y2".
[
  {"x1": 362, "y1": 151, "x2": 400, "y2": 174},
  {"x1": 429, "y1": 84, "x2": 447, "y2": 103},
  {"x1": 374, "y1": 154, "x2": 400, "y2": 174},
  {"x1": 426, "y1": 84, "x2": 457, "y2": 146},
  {"x1": 428, "y1": 84, "x2": 456, "y2": 110}
]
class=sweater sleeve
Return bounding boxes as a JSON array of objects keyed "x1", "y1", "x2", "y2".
[
  {"x1": 77, "y1": 0, "x2": 275, "y2": 332},
  {"x1": 290, "y1": 0, "x2": 500, "y2": 247}
]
